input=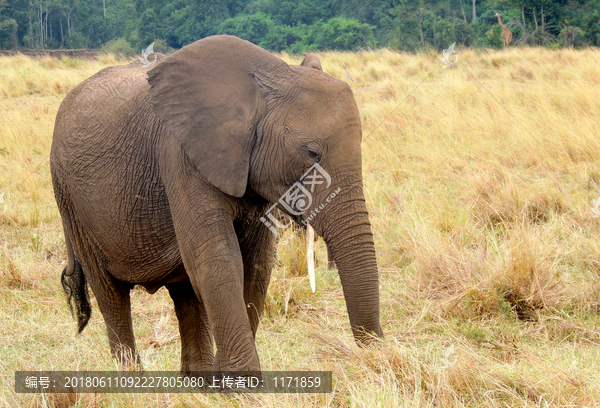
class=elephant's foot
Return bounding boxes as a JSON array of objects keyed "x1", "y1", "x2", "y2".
[
  {"x1": 213, "y1": 347, "x2": 260, "y2": 372},
  {"x1": 112, "y1": 345, "x2": 141, "y2": 370},
  {"x1": 181, "y1": 355, "x2": 214, "y2": 375}
]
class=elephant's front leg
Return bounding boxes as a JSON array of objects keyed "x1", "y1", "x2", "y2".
[{"x1": 171, "y1": 209, "x2": 260, "y2": 371}]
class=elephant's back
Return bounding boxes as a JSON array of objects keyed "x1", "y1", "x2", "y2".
[
  {"x1": 52, "y1": 55, "x2": 167, "y2": 156},
  {"x1": 51, "y1": 55, "x2": 169, "y2": 178}
]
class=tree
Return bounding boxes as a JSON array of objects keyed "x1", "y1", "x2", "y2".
[
  {"x1": 0, "y1": 0, "x2": 598, "y2": 51},
  {"x1": 304, "y1": 17, "x2": 375, "y2": 50},
  {"x1": 218, "y1": 12, "x2": 274, "y2": 45},
  {"x1": 0, "y1": 18, "x2": 17, "y2": 49},
  {"x1": 0, "y1": 0, "x2": 17, "y2": 49}
]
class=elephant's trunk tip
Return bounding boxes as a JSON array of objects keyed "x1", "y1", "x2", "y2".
[
  {"x1": 353, "y1": 325, "x2": 384, "y2": 348},
  {"x1": 61, "y1": 257, "x2": 92, "y2": 333}
]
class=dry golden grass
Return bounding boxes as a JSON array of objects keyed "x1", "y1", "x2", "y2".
[{"x1": 2, "y1": 46, "x2": 600, "y2": 406}]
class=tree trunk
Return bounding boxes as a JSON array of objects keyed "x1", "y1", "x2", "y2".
[
  {"x1": 44, "y1": 3, "x2": 49, "y2": 47},
  {"x1": 418, "y1": 9, "x2": 425, "y2": 47},
  {"x1": 471, "y1": 0, "x2": 476, "y2": 22},
  {"x1": 28, "y1": 15, "x2": 33, "y2": 48},
  {"x1": 460, "y1": 1, "x2": 467, "y2": 23},
  {"x1": 433, "y1": 12, "x2": 436, "y2": 47},
  {"x1": 39, "y1": 4, "x2": 44, "y2": 49},
  {"x1": 541, "y1": 5, "x2": 545, "y2": 33}
]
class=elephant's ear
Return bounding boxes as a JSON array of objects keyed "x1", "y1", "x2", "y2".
[
  {"x1": 147, "y1": 35, "x2": 288, "y2": 197},
  {"x1": 300, "y1": 54, "x2": 322, "y2": 71}
]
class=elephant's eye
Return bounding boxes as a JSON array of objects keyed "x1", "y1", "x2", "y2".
[{"x1": 308, "y1": 149, "x2": 321, "y2": 162}]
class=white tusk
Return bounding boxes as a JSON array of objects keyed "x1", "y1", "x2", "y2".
[{"x1": 305, "y1": 224, "x2": 316, "y2": 293}]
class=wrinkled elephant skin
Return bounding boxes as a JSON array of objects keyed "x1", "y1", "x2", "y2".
[{"x1": 51, "y1": 35, "x2": 382, "y2": 372}]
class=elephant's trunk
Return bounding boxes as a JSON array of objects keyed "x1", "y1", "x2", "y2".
[{"x1": 312, "y1": 183, "x2": 383, "y2": 345}]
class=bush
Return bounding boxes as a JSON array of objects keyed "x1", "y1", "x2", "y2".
[
  {"x1": 484, "y1": 25, "x2": 504, "y2": 49},
  {"x1": 64, "y1": 32, "x2": 89, "y2": 49},
  {"x1": 559, "y1": 26, "x2": 585, "y2": 48},
  {"x1": 0, "y1": 18, "x2": 17, "y2": 50},
  {"x1": 218, "y1": 15, "x2": 375, "y2": 52},
  {"x1": 587, "y1": 17, "x2": 600, "y2": 46},
  {"x1": 101, "y1": 37, "x2": 137, "y2": 56},
  {"x1": 151, "y1": 39, "x2": 176, "y2": 55},
  {"x1": 304, "y1": 17, "x2": 375, "y2": 51},
  {"x1": 218, "y1": 12, "x2": 275, "y2": 46},
  {"x1": 259, "y1": 25, "x2": 302, "y2": 52},
  {"x1": 138, "y1": 9, "x2": 161, "y2": 47}
]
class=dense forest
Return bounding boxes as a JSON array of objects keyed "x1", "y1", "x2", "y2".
[{"x1": 0, "y1": 0, "x2": 599, "y2": 52}]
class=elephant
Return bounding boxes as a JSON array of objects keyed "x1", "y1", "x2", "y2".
[{"x1": 52, "y1": 35, "x2": 382, "y2": 373}]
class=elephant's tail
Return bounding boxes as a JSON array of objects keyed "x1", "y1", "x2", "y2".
[{"x1": 61, "y1": 233, "x2": 91, "y2": 333}]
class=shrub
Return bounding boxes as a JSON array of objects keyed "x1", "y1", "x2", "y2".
[
  {"x1": 101, "y1": 37, "x2": 137, "y2": 57},
  {"x1": 64, "y1": 32, "x2": 89, "y2": 49},
  {"x1": 218, "y1": 12, "x2": 275, "y2": 46},
  {"x1": 559, "y1": 26, "x2": 585, "y2": 48},
  {"x1": 151, "y1": 39, "x2": 175, "y2": 54},
  {"x1": 304, "y1": 17, "x2": 375, "y2": 51},
  {"x1": 0, "y1": 18, "x2": 17, "y2": 50},
  {"x1": 259, "y1": 25, "x2": 302, "y2": 52}
]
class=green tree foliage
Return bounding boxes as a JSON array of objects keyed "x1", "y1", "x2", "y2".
[
  {"x1": 304, "y1": 17, "x2": 376, "y2": 50},
  {"x1": 0, "y1": 18, "x2": 17, "y2": 49},
  {"x1": 100, "y1": 36, "x2": 136, "y2": 55},
  {"x1": 1, "y1": 0, "x2": 599, "y2": 52},
  {"x1": 218, "y1": 12, "x2": 274, "y2": 46}
]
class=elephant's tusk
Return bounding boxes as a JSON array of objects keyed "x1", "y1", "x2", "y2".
[{"x1": 306, "y1": 225, "x2": 316, "y2": 293}]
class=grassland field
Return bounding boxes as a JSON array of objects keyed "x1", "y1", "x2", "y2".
[{"x1": 2, "y1": 46, "x2": 600, "y2": 407}]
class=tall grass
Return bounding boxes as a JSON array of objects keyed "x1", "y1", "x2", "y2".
[{"x1": 2, "y1": 47, "x2": 600, "y2": 406}]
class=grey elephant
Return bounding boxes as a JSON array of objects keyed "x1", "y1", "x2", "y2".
[{"x1": 52, "y1": 35, "x2": 382, "y2": 373}]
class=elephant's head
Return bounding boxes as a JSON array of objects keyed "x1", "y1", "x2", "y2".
[{"x1": 147, "y1": 35, "x2": 383, "y2": 344}]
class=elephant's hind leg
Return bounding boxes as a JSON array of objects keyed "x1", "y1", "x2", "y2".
[
  {"x1": 326, "y1": 243, "x2": 336, "y2": 270},
  {"x1": 236, "y1": 210, "x2": 276, "y2": 337},
  {"x1": 85, "y1": 268, "x2": 137, "y2": 366},
  {"x1": 166, "y1": 280, "x2": 214, "y2": 373}
]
